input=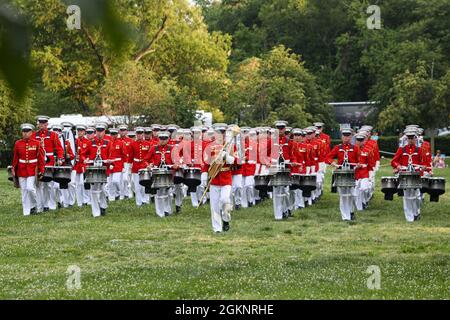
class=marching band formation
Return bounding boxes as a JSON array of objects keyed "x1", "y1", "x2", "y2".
[{"x1": 8, "y1": 116, "x2": 445, "y2": 232}]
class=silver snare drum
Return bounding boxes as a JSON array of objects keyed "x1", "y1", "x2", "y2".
[
  {"x1": 398, "y1": 171, "x2": 421, "y2": 189},
  {"x1": 333, "y1": 168, "x2": 355, "y2": 188}
]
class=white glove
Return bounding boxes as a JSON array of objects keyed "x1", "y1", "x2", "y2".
[{"x1": 225, "y1": 154, "x2": 235, "y2": 164}]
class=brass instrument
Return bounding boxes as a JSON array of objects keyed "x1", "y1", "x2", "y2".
[{"x1": 198, "y1": 125, "x2": 241, "y2": 206}]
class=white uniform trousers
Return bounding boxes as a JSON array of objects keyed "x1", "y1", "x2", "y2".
[
  {"x1": 201, "y1": 172, "x2": 209, "y2": 202},
  {"x1": 121, "y1": 163, "x2": 133, "y2": 199},
  {"x1": 232, "y1": 174, "x2": 243, "y2": 206},
  {"x1": 132, "y1": 173, "x2": 147, "y2": 206},
  {"x1": 355, "y1": 178, "x2": 372, "y2": 211},
  {"x1": 90, "y1": 183, "x2": 107, "y2": 217},
  {"x1": 315, "y1": 166, "x2": 324, "y2": 198},
  {"x1": 337, "y1": 186, "x2": 355, "y2": 220},
  {"x1": 294, "y1": 189, "x2": 305, "y2": 209},
  {"x1": 209, "y1": 185, "x2": 232, "y2": 232},
  {"x1": 172, "y1": 184, "x2": 184, "y2": 207},
  {"x1": 403, "y1": 188, "x2": 421, "y2": 222},
  {"x1": 155, "y1": 188, "x2": 172, "y2": 217},
  {"x1": 191, "y1": 191, "x2": 199, "y2": 207},
  {"x1": 241, "y1": 175, "x2": 255, "y2": 208},
  {"x1": 192, "y1": 184, "x2": 207, "y2": 207},
  {"x1": 37, "y1": 180, "x2": 56, "y2": 211},
  {"x1": 273, "y1": 186, "x2": 289, "y2": 220},
  {"x1": 304, "y1": 166, "x2": 314, "y2": 205},
  {"x1": 108, "y1": 172, "x2": 122, "y2": 201},
  {"x1": 19, "y1": 176, "x2": 37, "y2": 216},
  {"x1": 74, "y1": 172, "x2": 88, "y2": 206},
  {"x1": 64, "y1": 170, "x2": 76, "y2": 206},
  {"x1": 369, "y1": 170, "x2": 376, "y2": 196}
]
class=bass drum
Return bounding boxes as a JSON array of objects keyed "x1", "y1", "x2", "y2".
[
  {"x1": 138, "y1": 169, "x2": 153, "y2": 187},
  {"x1": 173, "y1": 169, "x2": 184, "y2": 185},
  {"x1": 428, "y1": 177, "x2": 446, "y2": 202},
  {"x1": 290, "y1": 174, "x2": 301, "y2": 190},
  {"x1": 41, "y1": 166, "x2": 54, "y2": 182},
  {"x1": 184, "y1": 167, "x2": 201, "y2": 193},
  {"x1": 254, "y1": 175, "x2": 270, "y2": 192},
  {"x1": 53, "y1": 166, "x2": 72, "y2": 186},
  {"x1": 381, "y1": 176, "x2": 398, "y2": 201},
  {"x1": 299, "y1": 174, "x2": 317, "y2": 198}
]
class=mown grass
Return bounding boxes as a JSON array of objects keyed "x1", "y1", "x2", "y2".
[{"x1": 0, "y1": 159, "x2": 448, "y2": 299}]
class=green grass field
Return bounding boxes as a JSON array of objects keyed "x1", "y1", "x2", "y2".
[{"x1": 0, "y1": 159, "x2": 448, "y2": 299}]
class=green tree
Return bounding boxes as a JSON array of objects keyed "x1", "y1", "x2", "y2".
[
  {"x1": 378, "y1": 64, "x2": 450, "y2": 152},
  {"x1": 224, "y1": 45, "x2": 332, "y2": 128}
]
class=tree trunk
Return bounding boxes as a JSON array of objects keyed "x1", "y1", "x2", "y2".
[{"x1": 426, "y1": 128, "x2": 436, "y2": 155}]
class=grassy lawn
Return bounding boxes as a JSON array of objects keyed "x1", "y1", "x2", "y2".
[{"x1": 0, "y1": 159, "x2": 448, "y2": 299}]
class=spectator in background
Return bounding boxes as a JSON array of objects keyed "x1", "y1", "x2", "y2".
[
  {"x1": 371, "y1": 131, "x2": 379, "y2": 141},
  {"x1": 433, "y1": 150, "x2": 446, "y2": 168}
]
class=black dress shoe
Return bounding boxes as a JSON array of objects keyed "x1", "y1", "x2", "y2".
[
  {"x1": 30, "y1": 207, "x2": 37, "y2": 215},
  {"x1": 222, "y1": 221, "x2": 230, "y2": 232},
  {"x1": 176, "y1": 206, "x2": 181, "y2": 213},
  {"x1": 350, "y1": 212, "x2": 355, "y2": 220},
  {"x1": 115, "y1": 196, "x2": 120, "y2": 201},
  {"x1": 164, "y1": 212, "x2": 170, "y2": 217},
  {"x1": 248, "y1": 202, "x2": 254, "y2": 208},
  {"x1": 288, "y1": 209, "x2": 292, "y2": 217},
  {"x1": 414, "y1": 214, "x2": 421, "y2": 221},
  {"x1": 100, "y1": 208, "x2": 106, "y2": 216},
  {"x1": 57, "y1": 202, "x2": 62, "y2": 209},
  {"x1": 43, "y1": 207, "x2": 49, "y2": 212},
  {"x1": 235, "y1": 204, "x2": 241, "y2": 210}
]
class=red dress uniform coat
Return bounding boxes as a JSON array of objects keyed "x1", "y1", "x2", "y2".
[
  {"x1": 257, "y1": 136, "x2": 273, "y2": 169},
  {"x1": 12, "y1": 138, "x2": 45, "y2": 177},
  {"x1": 318, "y1": 132, "x2": 331, "y2": 161},
  {"x1": 73, "y1": 136, "x2": 90, "y2": 174},
  {"x1": 290, "y1": 141, "x2": 308, "y2": 174},
  {"x1": 355, "y1": 144, "x2": 375, "y2": 179},
  {"x1": 242, "y1": 137, "x2": 257, "y2": 177},
  {"x1": 175, "y1": 138, "x2": 205, "y2": 169},
  {"x1": 63, "y1": 139, "x2": 75, "y2": 165},
  {"x1": 308, "y1": 138, "x2": 321, "y2": 171},
  {"x1": 419, "y1": 140, "x2": 432, "y2": 173},
  {"x1": 145, "y1": 144, "x2": 174, "y2": 167},
  {"x1": 35, "y1": 129, "x2": 64, "y2": 166},
  {"x1": 365, "y1": 139, "x2": 380, "y2": 163},
  {"x1": 326, "y1": 143, "x2": 360, "y2": 166},
  {"x1": 119, "y1": 136, "x2": 134, "y2": 164},
  {"x1": 108, "y1": 137, "x2": 126, "y2": 173},
  {"x1": 129, "y1": 139, "x2": 152, "y2": 173},
  {"x1": 391, "y1": 145, "x2": 425, "y2": 173},
  {"x1": 204, "y1": 142, "x2": 237, "y2": 186},
  {"x1": 85, "y1": 138, "x2": 112, "y2": 175},
  {"x1": 274, "y1": 135, "x2": 291, "y2": 163}
]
